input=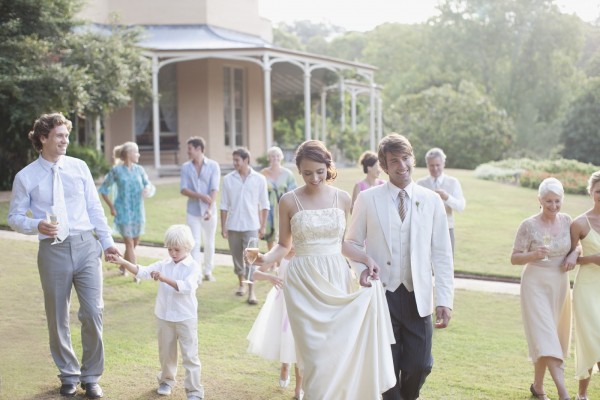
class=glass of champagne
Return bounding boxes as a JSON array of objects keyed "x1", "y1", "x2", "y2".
[
  {"x1": 47, "y1": 212, "x2": 60, "y2": 245},
  {"x1": 542, "y1": 231, "x2": 551, "y2": 261},
  {"x1": 242, "y1": 237, "x2": 259, "y2": 284}
]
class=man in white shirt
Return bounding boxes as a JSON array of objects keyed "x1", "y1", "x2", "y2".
[
  {"x1": 180, "y1": 136, "x2": 221, "y2": 282},
  {"x1": 8, "y1": 113, "x2": 120, "y2": 399},
  {"x1": 416, "y1": 147, "x2": 466, "y2": 254},
  {"x1": 220, "y1": 148, "x2": 269, "y2": 305}
]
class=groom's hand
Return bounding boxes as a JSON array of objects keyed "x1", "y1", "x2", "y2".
[
  {"x1": 359, "y1": 269, "x2": 373, "y2": 287},
  {"x1": 358, "y1": 261, "x2": 379, "y2": 287},
  {"x1": 435, "y1": 306, "x2": 452, "y2": 329}
]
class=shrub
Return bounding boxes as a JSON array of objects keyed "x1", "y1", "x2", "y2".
[
  {"x1": 66, "y1": 143, "x2": 110, "y2": 179},
  {"x1": 476, "y1": 158, "x2": 598, "y2": 194}
]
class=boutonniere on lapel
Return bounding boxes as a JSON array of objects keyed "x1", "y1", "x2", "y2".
[{"x1": 415, "y1": 200, "x2": 421, "y2": 213}]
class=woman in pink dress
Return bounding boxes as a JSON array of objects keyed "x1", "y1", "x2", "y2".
[{"x1": 350, "y1": 150, "x2": 385, "y2": 212}]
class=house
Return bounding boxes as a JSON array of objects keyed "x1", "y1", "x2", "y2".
[{"x1": 78, "y1": 0, "x2": 382, "y2": 173}]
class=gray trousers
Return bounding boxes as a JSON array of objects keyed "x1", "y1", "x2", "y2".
[
  {"x1": 227, "y1": 230, "x2": 257, "y2": 276},
  {"x1": 38, "y1": 231, "x2": 104, "y2": 385}
]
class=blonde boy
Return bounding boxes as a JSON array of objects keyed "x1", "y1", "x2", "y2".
[{"x1": 108, "y1": 224, "x2": 204, "y2": 399}]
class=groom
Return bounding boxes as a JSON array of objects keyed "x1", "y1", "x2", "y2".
[{"x1": 345, "y1": 133, "x2": 454, "y2": 400}]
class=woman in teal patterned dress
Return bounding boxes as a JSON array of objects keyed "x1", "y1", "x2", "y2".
[
  {"x1": 261, "y1": 146, "x2": 297, "y2": 250},
  {"x1": 99, "y1": 142, "x2": 154, "y2": 280}
]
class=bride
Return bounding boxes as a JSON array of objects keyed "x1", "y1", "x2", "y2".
[{"x1": 254, "y1": 140, "x2": 395, "y2": 399}]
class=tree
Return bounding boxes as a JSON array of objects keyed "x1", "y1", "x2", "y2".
[
  {"x1": 0, "y1": 0, "x2": 150, "y2": 190},
  {"x1": 430, "y1": 0, "x2": 583, "y2": 154},
  {"x1": 272, "y1": 25, "x2": 305, "y2": 51},
  {"x1": 560, "y1": 78, "x2": 600, "y2": 165},
  {"x1": 386, "y1": 81, "x2": 514, "y2": 169},
  {"x1": 273, "y1": 20, "x2": 345, "y2": 56}
]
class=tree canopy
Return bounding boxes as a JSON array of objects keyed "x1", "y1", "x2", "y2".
[
  {"x1": 560, "y1": 78, "x2": 600, "y2": 165},
  {"x1": 388, "y1": 81, "x2": 514, "y2": 169},
  {"x1": 0, "y1": 0, "x2": 150, "y2": 189},
  {"x1": 272, "y1": 0, "x2": 599, "y2": 167}
]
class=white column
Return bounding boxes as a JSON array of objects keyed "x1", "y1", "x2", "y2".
[
  {"x1": 151, "y1": 56, "x2": 161, "y2": 169},
  {"x1": 351, "y1": 90, "x2": 357, "y2": 132},
  {"x1": 95, "y1": 116, "x2": 101, "y2": 152},
  {"x1": 340, "y1": 79, "x2": 345, "y2": 132},
  {"x1": 377, "y1": 95, "x2": 383, "y2": 144},
  {"x1": 369, "y1": 80, "x2": 376, "y2": 151},
  {"x1": 263, "y1": 54, "x2": 272, "y2": 150},
  {"x1": 304, "y1": 66, "x2": 311, "y2": 141},
  {"x1": 314, "y1": 102, "x2": 319, "y2": 141},
  {"x1": 321, "y1": 90, "x2": 327, "y2": 145}
]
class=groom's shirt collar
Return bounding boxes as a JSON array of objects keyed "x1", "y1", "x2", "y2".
[{"x1": 387, "y1": 181, "x2": 415, "y2": 202}]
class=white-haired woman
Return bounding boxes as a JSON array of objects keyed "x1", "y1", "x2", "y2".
[
  {"x1": 570, "y1": 171, "x2": 600, "y2": 400},
  {"x1": 511, "y1": 177, "x2": 579, "y2": 400},
  {"x1": 99, "y1": 141, "x2": 154, "y2": 280},
  {"x1": 261, "y1": 146, "x2": 297, "y2": 250}
]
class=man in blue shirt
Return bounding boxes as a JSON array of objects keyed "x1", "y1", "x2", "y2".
[
  {"x1": 8, "y1": 113, "x2": 120, "y2": 398},
  {"x1": 180, "y1": 137, "x2": 221, "y2": 283}
]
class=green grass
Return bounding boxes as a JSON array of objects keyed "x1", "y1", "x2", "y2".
[
  {"x1": 1, "y1": 167, "x2": 597, "y2": 399},
  {"x1": 2, "y1": 237, "x2": 600, "y2": 399},
  {"x1": 0, "y1": 167, "x2": 593, "y2": 279}
]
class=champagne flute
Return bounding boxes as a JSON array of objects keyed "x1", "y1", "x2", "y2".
[
  {"x1": 47, "y1": 212, "x2": 60, "y2": 245},
  {"x1": 242, "y1": 237, "x2": 259, "y2": 284},
  {"x1": 542, "y1": 231, "x2": 551, "y2": 261}
]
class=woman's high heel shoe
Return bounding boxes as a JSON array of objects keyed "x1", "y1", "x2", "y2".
[
  {"x1": 530, "y1": 384, "x2": 550, "y2": 400},
  {"x1": 279, "y1": 375, "x2": 290, "y2": 388}
]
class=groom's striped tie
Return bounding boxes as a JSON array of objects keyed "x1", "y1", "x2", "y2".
[{"x1": 398, "y1": 189, "x2": 406, "y2": 222}]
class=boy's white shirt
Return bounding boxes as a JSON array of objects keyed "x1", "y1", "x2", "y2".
[{"x1": 136, "y1": 254, "x2": 200, "y2": 322}]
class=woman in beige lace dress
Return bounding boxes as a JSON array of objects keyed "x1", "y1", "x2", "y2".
[{"x1": 511, "y1": 177, "x2": 579, "y2": 400}]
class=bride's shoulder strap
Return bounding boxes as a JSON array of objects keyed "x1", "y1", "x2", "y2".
[
  {"x1": 332, "y1": 188, "x2": 339, "y2": 208},
  {"x1": 291, "y1": 189, "x2": 304, "y2": 211}
]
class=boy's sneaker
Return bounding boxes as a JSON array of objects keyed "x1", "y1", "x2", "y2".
[
  {"x1": 204, "y1": 274, "x2": 216, "y2": 282},
  {"x1": 187, "y1": 396, "x2": 202, "y2": 400},
  {"x1": 157, "y1": 383, "x2": 172, "y2": 396}
]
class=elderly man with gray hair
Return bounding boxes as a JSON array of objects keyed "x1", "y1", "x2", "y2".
[{"x1": 416, "y1": 147, "x2": 465, "y2": 254}]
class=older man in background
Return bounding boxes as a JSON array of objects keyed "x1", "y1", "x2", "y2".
[{"x1": 416, "y1": 147, "x2": 465, "y2": 254}]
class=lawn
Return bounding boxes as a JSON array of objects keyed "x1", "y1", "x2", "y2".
[
  {"x1": 1, "y1": 237, "x2": 599, "y2": 399},
  {"x1": 1, "y1": 166, "x2": 597, "y2": 399},
  {"x1": 0, "y1": 166, "x2": 593, "y2": 280}
]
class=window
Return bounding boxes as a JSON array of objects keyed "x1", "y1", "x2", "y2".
[
  {"x1": 134, "y1": 63, "x2": 178, "y2": 148},
  {"x1": 223, "y1": 66, "x2": 246, "y2": 147}
]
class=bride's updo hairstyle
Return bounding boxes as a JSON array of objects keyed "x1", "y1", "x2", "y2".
[{"x1": 294, "y1": 140, "x2": 337, "y2": 182}]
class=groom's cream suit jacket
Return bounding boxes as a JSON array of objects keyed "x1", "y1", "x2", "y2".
[{"x1": 346, "y1": 182, "x2": 454, "y2": 317}]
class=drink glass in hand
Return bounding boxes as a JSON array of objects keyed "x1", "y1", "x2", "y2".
[
  {"x1": 542, "y1": 232, "x2": 551, "y2": 261},
  {"x1": 242, "y1": 237, "x2": 259, "y2": 284},
  {"x1": 48, "y1": 213, "x2": 60, "y2": 245}
]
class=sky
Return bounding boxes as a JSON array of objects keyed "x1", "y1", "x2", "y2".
[{"x1": 259, "y1": 0, "x2": 600, "y2": 32}]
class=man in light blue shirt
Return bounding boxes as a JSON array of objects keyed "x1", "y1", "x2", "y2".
[
  {"x1": 180, "y1": 136, "x2": 221, "y2": 282},
  {"x1": 8, "y1": 113, "x2": 120, "y2": 399}
]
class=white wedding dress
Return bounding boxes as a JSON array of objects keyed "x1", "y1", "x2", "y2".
[
  {"x1": 246, "y1": 258, "x2": 297, "y2": 363},
  {"x1": 284, "y1": 190, "x2": 396, "y2": 400}
]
